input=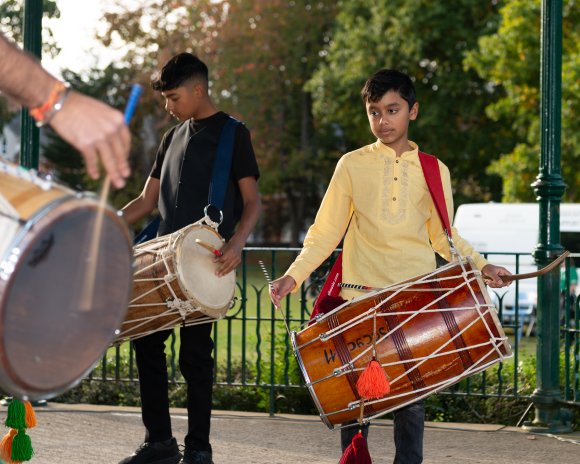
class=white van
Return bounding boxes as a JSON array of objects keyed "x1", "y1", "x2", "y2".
[{"x1": 453, "y1": 203, "x2": 580, "y2": 331}]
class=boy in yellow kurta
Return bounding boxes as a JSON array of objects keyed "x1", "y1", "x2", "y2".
[{"x1": 269, "y1": 69, "x2": 511, "y2": 463}]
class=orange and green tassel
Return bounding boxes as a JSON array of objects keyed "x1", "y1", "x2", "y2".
[{"x1": 1, "y1": 399, "x2": 36, "y2": 462}]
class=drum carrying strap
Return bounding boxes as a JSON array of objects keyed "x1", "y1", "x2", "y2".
[
  {"x1": 134, "y1": 117, "x2": 240, "y2": 244},
  {"x1": 310, "y1": 151, "x2": 450, "y2": 319},
  {"x1": 207, "y1": 116, "x2": 240, "y2": 216},
  {"x1": 418, "y1": 151, "x2": 452, "y2": 238}
]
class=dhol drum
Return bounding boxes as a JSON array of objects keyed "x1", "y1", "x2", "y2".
[
  {"x1": 292, "y1": 257, "x2": 513, "y2": 429},
  {"x1": 0, "y1": 160, "x2": 133, "y2": 400},
  {"x1": 115, "y1": 220, "x2": 236, "y2": 342}
]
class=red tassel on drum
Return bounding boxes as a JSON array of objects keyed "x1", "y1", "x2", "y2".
[
  {"x1": 356, "y1": 357, "x2": 390, "y2": 400},
  {"x1": 339, "y1": 431, "x2": 372, "y2": 464}
]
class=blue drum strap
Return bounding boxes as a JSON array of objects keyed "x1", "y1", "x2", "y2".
[{"x1": 207, "y1": 116, "x2": 240, "y2": 212}]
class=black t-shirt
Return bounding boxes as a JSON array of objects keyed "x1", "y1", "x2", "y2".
[{"x1": 150, "y1": 111, "x2": 260, "y2": 239}]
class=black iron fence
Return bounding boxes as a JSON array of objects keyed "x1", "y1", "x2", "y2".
[{"x1": 88, "y1": 249, "x2": 580, "y2": 416}]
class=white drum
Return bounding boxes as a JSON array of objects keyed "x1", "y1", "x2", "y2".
[{"x1": 116, "y1": 220, "x2": 236, "y2": 342}]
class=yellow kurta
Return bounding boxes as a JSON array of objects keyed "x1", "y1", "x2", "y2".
[{"x1": 285, "y1": 140, "x2": 487, "y2": 300}]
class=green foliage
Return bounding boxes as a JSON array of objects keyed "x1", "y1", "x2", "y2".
[
  {"x1": 51, "y1": 336, "x2": 556, "y2": 426},
  {"x1": 55, "y1": 380, "x2": 142, "y2": 406},
  {"x1": 96, "y1": 0, "x2": 340, "y2": 244},
  {"x1": 465, "y1": 0, "x2": 580, "y2": 202},
  {"x1": 307, "y1": 0, "x2": 508, "y2": 204}
]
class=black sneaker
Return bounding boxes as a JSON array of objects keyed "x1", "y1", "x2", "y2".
[
  {"x1": 118, "y1": 438, "x2": 182, "y2": 464},
  {"x1": 180, "y1": 450, "x2": 214, "y2": 464}
]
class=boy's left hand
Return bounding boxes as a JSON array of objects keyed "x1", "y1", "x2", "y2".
[
  {"x1": 481, "y1": 264, "x2": 512, "y2": 288},
  {"x1": 214, "y1": 238, "x2": 243, "y2": 277}
]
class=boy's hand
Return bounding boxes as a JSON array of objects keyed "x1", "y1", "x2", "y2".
[
  {"x1": 269, "y1": 275, "x2": 296, "y2": 308},
  {"x1": 482, "y1": 264, "x2": 512, "y2": 288},
  {"x1": 214, "y1": 239, "x2": 243, "y2": 277}
]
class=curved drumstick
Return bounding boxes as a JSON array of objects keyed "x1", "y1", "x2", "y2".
[
  {"x1": 339, "y1": 251, "x2": 572, "y2": 292},
  {"x1": 483, "y1": 250, "x2": 570, "y2": 283},
  {"x1": 195, "y1": 238, "x2": 223, "y2": 257}
]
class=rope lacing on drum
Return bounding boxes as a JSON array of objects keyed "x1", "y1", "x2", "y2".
[
  {"x1": 164, "y1": 273, "x2": 177, "y2": 284},
  {"x1": 305, "y1": 260, "x2": 509, "y2": 393},
  {"x1": 166, "y1": 299, "x2": 200, "y2": 319}
]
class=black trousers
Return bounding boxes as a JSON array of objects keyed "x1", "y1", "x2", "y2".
[
  {"x1": 133, "y1": 322, "x2": 215, "y2": 453},
  {"x1": 340, "y1": 401, "x2": 425, "y2": 464}
]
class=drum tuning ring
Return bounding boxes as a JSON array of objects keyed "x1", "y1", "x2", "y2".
[{"x1": 319, "y1": 332, "x2": 329, "y2": 341}]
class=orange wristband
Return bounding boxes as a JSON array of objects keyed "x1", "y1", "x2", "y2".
[{"x1": 29, "y1": 80, "x2": 70, "y2": 127}]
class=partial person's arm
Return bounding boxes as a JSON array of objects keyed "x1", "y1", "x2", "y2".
[
  {"x1": 121, "y1": 177, "x2": 160, "y2": 225},
  {"x1": 0, "y1": 33, "x2": 131, "y2": 188},
  {"x1": 214, "y1": 176, "x2": 261, "y2": 277}
]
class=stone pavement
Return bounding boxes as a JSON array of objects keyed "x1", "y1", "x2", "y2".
[{"x1": 5, "y1": 402, "x2": 580, "y2": 464}]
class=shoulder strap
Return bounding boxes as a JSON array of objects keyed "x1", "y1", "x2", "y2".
[
  {"x1": 310, "y1": 253, "x2": 343, "y2": 320},
  {"x1": 207, "y1": 116, "x2": 240, "y2": 214},
  {"x1": 133, "y1": 215, "x2": 161, "y2": 245},
  {"x1": 135, "y1": 117, "x2": 240, "y2": 244},
  {"x1": 418, "y1": 151, "x2": 452, "y2": 238}
]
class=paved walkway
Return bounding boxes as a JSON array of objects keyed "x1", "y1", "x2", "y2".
[{"x1": 5, "y1": 403, "x2": 580, "y2": 464}]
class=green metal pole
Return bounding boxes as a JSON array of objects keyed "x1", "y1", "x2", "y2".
[
  {"x1": 19, "y1": 0, "x2": 43, "y2": 170},
  {"x1": 524, "y1": 0, "x2": 570, "y2": 434}
]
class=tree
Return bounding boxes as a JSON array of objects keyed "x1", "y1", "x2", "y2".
[
  {"x1": 307, "y1": 0, "x2": 511, "y2": 204},
  {"x1": 205, "y1": 0, "x2": 339, "y2": 244},
  {"x1": 464, "y1": 0, "x2": 580, "y2": 202},
  {"x1": 98, "y1": 0, "x2": 339, "y2": 244}
]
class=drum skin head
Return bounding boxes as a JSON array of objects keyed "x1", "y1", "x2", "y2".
[
  {"x1": 175, "y1": 225, "x2": 236, "y2": 316},
  {"x1": 0, "y1": 199, "x2": 133, "y2": 401}
]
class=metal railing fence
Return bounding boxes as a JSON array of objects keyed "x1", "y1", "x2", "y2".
[{"x1": 87, "y1": 249, "x2": 580, "y2": 416}]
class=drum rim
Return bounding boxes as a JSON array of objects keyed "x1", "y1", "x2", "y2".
[
  {"x1": 291, "y1": 330, "x2": 334, "y2": 429},
  {"x1": 0, "y1": 193, "x2": 77, "y2": 276}
]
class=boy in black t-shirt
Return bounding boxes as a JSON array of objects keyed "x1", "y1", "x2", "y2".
[{"x1": 120, "y1": 53, "x2": 261, "y2": 464}]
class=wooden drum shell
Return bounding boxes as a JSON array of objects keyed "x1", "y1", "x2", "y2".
[{"x1": 293, "y1": 258, "x2": 512, "y2": 428}]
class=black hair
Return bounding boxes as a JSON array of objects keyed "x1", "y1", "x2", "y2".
[
  {"x1": 151, "y1": 52, "x2": 209, "y2": 91},
  {"x1": 361, "y1": 69, "x2": 416, "y2": 109}
]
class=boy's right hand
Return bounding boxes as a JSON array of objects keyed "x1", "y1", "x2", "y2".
[{"x1": 269, "y1": 275, "x2": 296, "y2": 308}]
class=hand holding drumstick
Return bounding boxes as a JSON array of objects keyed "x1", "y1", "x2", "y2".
[
  {"x1": 0, "y1": 33, "x2": 131, "y2": 188},
  {"x1": 195, "y1": 237, "x2": 243, "y2": 277},
  {"x1": 257, "y1": 260, "x2": 296, "y2": 309}
]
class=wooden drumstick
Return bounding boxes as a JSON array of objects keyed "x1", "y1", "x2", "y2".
[
  {"x1": 81, "y1": 175, "x2": 111, "y2": 311},
  {"x1": 482, "y1": 250, "x2": 569, "y2": 283},
  {"x1": 195, "y1": 238, "x2": 223, "y2": 257}
]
